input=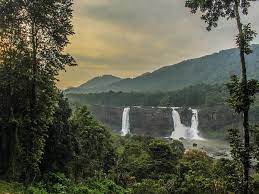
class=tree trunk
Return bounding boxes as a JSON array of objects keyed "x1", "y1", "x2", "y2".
[
  {"x1": 26, "y1": 15, "x2": 38, "y2": 182},
  {"x1": 234, "y1": 1, "x2": 250, "y2": 193},
  {"x1": 31, "y1": 19, "x2": 37, "y2": 115},
  {"x1": 3, "y1": 72, "x2": 18, "y2": 179}
]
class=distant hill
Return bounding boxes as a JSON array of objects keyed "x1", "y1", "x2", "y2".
[
  {"x1": 65, "y1": 45, "x2": 259, "y2": 94},
  {"x1": 65, "y1": 75, "x2": 122, "y2": 94}
]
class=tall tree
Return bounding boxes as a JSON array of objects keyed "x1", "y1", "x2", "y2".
[
  {"x1": 69, "y1": 106, "x2": 116, "y2": 180},
  {"x1": 0, "y1": 0, "x2": 75, "y2": 181},
  {"x1": 40, "y1": 93, "x2": 73, "y2": 175},
  {"x1": 185, "y1": 0, "x2": 257, "y2": 193}
]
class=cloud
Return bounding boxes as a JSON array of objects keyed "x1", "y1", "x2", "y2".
[{"x1": 57, "y1": 0, "x2": 259, "y2": 88}]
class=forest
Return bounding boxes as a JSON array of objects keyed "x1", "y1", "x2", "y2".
[
  {"x1": 65, "y1": 84, "x2": 227, "y2": 108},
  {"x1": 1, "y1": 0, "x2": 259, "y2": 194}
]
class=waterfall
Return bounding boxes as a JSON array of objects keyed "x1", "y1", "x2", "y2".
[
  {"x1": 121, "y1": 107, "x2": 130, "y2": 136},
  {"x1": 189, "y1": 109, "x2": 203, "y2": 140},
  {"x1": 170, "y1": 108, "x2": 188, "y2": 139},
  {"x1": 170, "y1": 108, "x2": 203, "y2": 140}
]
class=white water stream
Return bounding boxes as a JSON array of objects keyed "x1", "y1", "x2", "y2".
[
  {"x1": 121, "y1": 107, "x2": 130, "y2": 136},
  {"x1": 170, "y1": 108, "x2": 203, "y2": 140},
  {"x1": 120, "y1": 106, "x2": 203, "y2": 140}
]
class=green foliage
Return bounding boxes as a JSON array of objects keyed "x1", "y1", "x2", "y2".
[
  {"x1": 41, "y1": 173, "x2": 72, "y2": 194},
  {"x1": 185, "y1": 0, "x2": 254, "y2": 31},
  {"x1": 1, "y1": 139, "x2": 255, "y2": 194},
  {"x1": 185, "y1": 1, "x2": 258, "y2": 193},
  {"x1": 41, "y1": 93, "x2": 73, "y2": 175},
  {"x1": 2, "y1": 173, "x2": 128, "y2": 194},
  {"x1": 146, "y1": 140, "x2": 180, "y2": 179},
  {"x1": 0, "y1": 0, "x2": 75, "y2": 181},
  {"x1": 226, "y1": 75, "x2": 258, "y2": 191},
  {"x1": 252, "y1": 126, "x2": 259, "y2": 171},
  {"x1": 169, "y1": 140, "x2": 185, "y2": 160},
  {"x1": 130, "y1": 179, "x2": 168, "y2": 194},
  {"x1": 1, "y1": 0, "x2": 259, "y2": 193},
  {"x1": 212, "y1": 158, "x2": 243, "y2": 193},
  {"x1": 66, "y1": 84, "x2": 226, "y2": 107},
  {"x1": 179, "y1": 150, "x2": 212, "y2": 176},
  {"x1": 177, "y1": 174, "x2": 213, "y2": 194},
  {"x1": 0, "y1": 181, "x2": 25, "y2": 194},
  {"x1": 228, "y1": 128, "x2": 245, "y2": 163},
  {"x1": 116, "y1": 137, "x2": 154, "y2": 185},
  {"x1": 226, "y1": 75, "x2": 258, "y2": 113},
  {"x1": 83, "y1": 179, "x2": 127, "y2": 194},
  {"x1": 69, "y1": 106, "x2": 116, "y2": 179},
  {"x1": 177, "y1": 150, "x2": 214, "y2": 194},
  {"x1": 148, "y1": 140, "x2": 175, "y2": 161},
  {"x1": 236, "y1": 23, "x2": 257, "y2": 55},
  {"x1": 252, "y1": 173, "x2": 259, "y2": 194},
  {"x1": 172, "y1": 150, "x2": 242, "y2": 194},
  {"x1": 115, "y1": 136, "x2": 184, "y2": 186},
  {"x1": 26, "y1": 185, "x2": 48, "y2": 194}
]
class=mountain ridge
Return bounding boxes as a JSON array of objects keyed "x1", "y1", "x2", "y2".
[
  {"x1": 65, "y1": 75, "x2": 122, "y2": 94},
  {"x1": 65, "y1": 45, "x2": 259, "y2": 94}
]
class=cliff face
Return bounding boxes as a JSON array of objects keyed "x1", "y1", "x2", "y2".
[
  {"x1": 88, "y1": 105, "x2": 123, "y2": 132},
  {"x1": 88, "y1": 105, "x2": 243, "y2": 139},
  {"x1": 198, "y1": 106, "x2": 242, "y2": 138},
  {"x1": 130, "y1": 107, "x2": 173, "y2": 137}
]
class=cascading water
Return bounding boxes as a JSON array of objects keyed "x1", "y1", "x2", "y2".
[
  {"x1": 121, "y1": 107, "x2": 130, "y2": 136},
  {"x1": 170, "y1": 107, "x2": 203, "y2": 140},
  {"x1": 189, "y1": 109, "x2": 203, "y2": 140},
  {"x1": 170, "y1": 108, "x2": 188, "y2": 139}
]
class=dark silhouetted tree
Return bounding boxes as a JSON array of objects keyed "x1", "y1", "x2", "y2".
[{"x1": 0, "y1": 0, "x2": 75, "y2": 181}]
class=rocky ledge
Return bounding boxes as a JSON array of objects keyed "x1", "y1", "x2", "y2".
[{"x1": 88, "y1": 105, "x2": 243, "y2": 139}]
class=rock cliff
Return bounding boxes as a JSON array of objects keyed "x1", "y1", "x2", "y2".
[{"x1": 88, "y1": 105, "x2": 244, "y2": 139}]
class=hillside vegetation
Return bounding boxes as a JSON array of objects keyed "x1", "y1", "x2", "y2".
[
  {"x1": 65, "y1": 45, "x2": 259, "y2": 94},
  {"x1": 65, "y1": 75, "x2": 122, "y2": 94},
  {"x1": 66, "y1": 84, "x2": 226, "y2": 107}
]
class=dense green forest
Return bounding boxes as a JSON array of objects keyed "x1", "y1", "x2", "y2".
[
  {"x1": 1, "y1": 0, "x2": 259, "y2": 194},
  {"x1": 66, "y1": 84, "x2": 226, "y2": 107}
]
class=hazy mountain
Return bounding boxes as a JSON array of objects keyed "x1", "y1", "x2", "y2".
[
  {"x1": 65, "y1": 75, "x2": 122, "y2": 94},
  {"x1": 65, "y1": 45, "x2": 259, "y2": 94}
]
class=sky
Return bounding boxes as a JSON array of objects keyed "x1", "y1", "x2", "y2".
[{"x1": 57, "y1": 0, "x2": 259, "y2": 89}]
